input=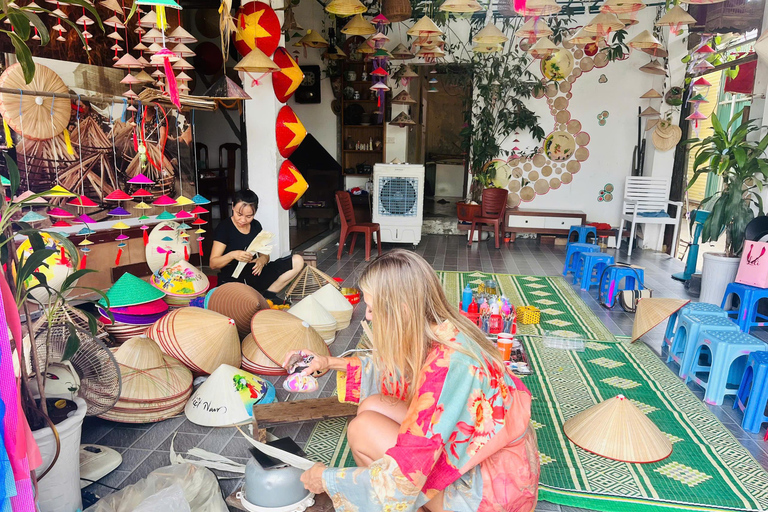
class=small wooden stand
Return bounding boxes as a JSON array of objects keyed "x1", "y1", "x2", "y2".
[{"x1": 251, "y1": 396, "x2": 358, "y2": 433}]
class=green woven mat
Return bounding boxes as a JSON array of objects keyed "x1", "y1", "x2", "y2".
[
  {"x1": 305, "y1": 339, "x2": 768, "y2": 512},
  {"x1": 438, "y1": 271, "x2": 617, "y2": 342}
]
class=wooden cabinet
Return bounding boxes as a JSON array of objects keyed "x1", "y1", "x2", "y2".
[{"x1": 340, "y1": 60, "x2": 386, "y2": 177}]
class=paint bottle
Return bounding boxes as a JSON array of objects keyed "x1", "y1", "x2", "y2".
[
  {"x1": 468, "y1": 297, "x2": 478, "y2": 314},
  {"x1": 490, "y1": 300, "x2": 500, "y2": 315},
  {"x1": 462, "y1": 284, "x2": 473, "y2": 312}
]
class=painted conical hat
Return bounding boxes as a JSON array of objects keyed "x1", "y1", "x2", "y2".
[
  {"x1": 391, "y1": 43, "x2": 415, "y2": 59},
  {"x1": 146, "y1": 220, "x2": 187, "y2": 272},
  {"x1": 241, "y1": 333, "x2": 287, "y2": 375},
  {"x1": 474, "y1": 22, "x2": 508, "y2": 44},
  {"x1": 151, "y1": 259, "x2": 209, "y2": 297},
  {"x1": 147, "y1": 307, "x2": 241, "y2": 374},
  {"x1": 289, "y1": 295, "x2": 337, "y2": 343},
  {"x1": 99, "y1": 273, "x2": 165, "y2": 309},
  {"x1": 250, "y1": 309, "x2": 330, "y2": 370},
  {"x1": 628, "y1": 30, "x2": 663, "y2": 50},
  {"x1": 656, "y1": 5, "x2": 696, "y2": 26},
  {"x1": 184, "y1": 364, "x2": 276, "y2": 427},
  {"x1": 516, "y1": 0, "x2": 561, "y2": 16},
  {"x1": 515, "y1": 17, "x2": 553, "y2": 39},
  {"x1": 276, "y1": 105, "x2": 307, "y2": 158},
  {"x1": 600, "y1": 0, "x2": 645, "y2": 15},
  {"x1": 206, "y1": 282, "x2": 270, "y2": 338},
  {"x1": 392, "y1": 90, "x2": 417, "y2": 104},
  {"x1": 272, "y1": 47, "x2": 304, "y2": 103},
  {"x1": 407, "y1": 16, "x2": 443, "y2": 36},
  {"x1": 390, "y1": 111, "x2": 416, "y2": 127},
  {"x1": 341, "y1": 13, "x2": 376, "y2": 35},
  {"x1": 639, "y1": 60, "x2": 666, "y2": 75},
  {"x1": 631, "y1": 298, "x2": 689, "y2": 342},
  {"x1": 0, "y1": 63, "x2": 70, "y2": 140},
  {"x1": 528, "y1": 37, "x2": 558, "y2": 59},
  {"x1": 234, "y1": 47, "x2": 279, "y2": 73},
  {"x1": 568, "y1": 27, "x2": 598, "y2": 45},
  {"x1": 583, "y1": 13, "x2": 624, "y2": 34},
  {"x1": 563, "y1": 394, "x2": 673, "y2": 463},
  {"x1": 640, "y1": 88, "x2": 662, "y2": 99},
  {"x1": 311, "y1": 284, "x2": 354, "y2": 330}
]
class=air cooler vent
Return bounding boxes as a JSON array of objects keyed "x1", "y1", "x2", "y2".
[{"x1": 378, "y1": 177, "x2": 418, "y2": 217}]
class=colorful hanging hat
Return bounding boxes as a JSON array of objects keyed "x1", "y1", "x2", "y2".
[
  {"x1": 99, "y1": 272, "x2": 166, "y2": 309},
  {"x1": 184, "y1": 364, "x2": 276, "y2": 426},
  {"x1": 392, "y1": 90, "x2": 417, "y2": 104},
  {"x1": 272, "y1": 47, "x2": 304, "y2": 103},
  {"x1": 277, "y1": 160, "x2": 309, "y2": 210},
  {"x1": 151, "y1": 259, "x2": 209, "y2": 297},
  {"x1": 206, "y1": 282, "x2": 270, "y2": 338},
  {"x1": 631, "y1": 298, "x2": 689, "y2": 342},
  {"x1": 276, "y1": 106, "x2": 307, "y2": 158},
  {"x1": 148, "y1": 307, "x2": 241, "y2": 374},
  {"x1": 325, "y1": 0, "x2": 366, "y2": 17},
  {"x1": 341, "y1": 13, "x2": 375, "y2": 35},
  {"x1": 234, "y1": 1, "x2": 280, "y2": 57},
  {"x1": 249, "y1": 309, "x2": 330, "y2": 370},
  {"x1": 563, "y1": 394, "x2": 673, "y2": 463}
]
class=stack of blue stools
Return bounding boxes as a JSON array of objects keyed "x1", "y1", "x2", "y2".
[
  {"x1": 664, "y1": 302, "x2": 727, "y2": 349},
  {"x1": 734, "y1": 351, "x2": 768, "y2": 434},
  {"x1": 599, "y1": 266, "x2": 645, "y2": 305},
  {"x1": 563, "y1": 242, "x2": 599, "y2": 277},
  {"x1": 573, "y1": 252, "x2": 615, "y2": 291},
  {"x1": 721, "y1": 282, "x2": 768, "y2": 333},
  {"x1": 568, "y1": 225, "x2": 597, "y2": 244},
  {"x1": 668, "y1": 313, "x2": 737, "y2": 381}
]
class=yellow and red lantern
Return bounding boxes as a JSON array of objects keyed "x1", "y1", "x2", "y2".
[
  {"x1": 276, "y1": 106, "x2": 307, "y2": 159},
  {"x1": 277, "y1": 160, "x2": 308, "y2": 209},
  {"x1": 234, "y1": 1, "x2": 281, "y2": 58},
  {"x1": 272, "y1": 47, "x2": 304, "y2": 103}
]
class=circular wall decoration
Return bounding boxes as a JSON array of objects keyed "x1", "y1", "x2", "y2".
[
  {"x1": 550, "y1": 177, "x2": 561, "y2": 189},
  {"x1": 520, "y1": 186, "x2": 535, "y2": 202},
  {"x1": 541, "y1": 50, "x2": 575, "y2": 81},
  {"x1": 553, "y1": 97, "x2": 569, "y2": 110},
  {"x1": 544, "y1": 131, "x2": 576, "y2": 161},
  {"x1": 566, "y1": 161, "x2": 581, "y2": 174},
  {"x1": 534, "y1": 179, "x2": 550, "y2": 195},
  {"x1": 529, "y1": 170, "x2": 540, "y2": 181},
  {"x1": 234, "y1": 1, "x2": 281, "y2": 58},
  {"x1": 579, "y1": 57, "x2": 595, "y2": 72},
  {"x1": 533, "y1": 154, "x2": 546, "y2": 167},
  {"x1": 508, "y1": 193, "x2": 521, "y2": 208},
  {"x1": 575, "y1": 132, "x2": 590, "y2": 146},
  {"x1": 562, "y1": 172, "x2": 573, "y2": 184},
  {"x1": 604, "y1": 183, "x2": 614, "y2": 193},
  {"x1": 508, "y1": 180, "x2": 521, "y2": 192},
  {"x1": 574, "y1": 147, "x2": 590, "y2": 162}
]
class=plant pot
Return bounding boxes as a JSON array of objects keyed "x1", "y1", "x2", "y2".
[
  {"x1": 699, "y1": 252, "x2": 740, "y2": 306},
  {"x1": 32, "y1": 396, "x2": 87, "y2": 512},
  {"x1": 457, "y1": 202, "x2": 480, "y2": 222}
]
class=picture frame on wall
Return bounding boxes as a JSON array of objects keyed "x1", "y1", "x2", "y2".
[{"x1": 295, "y1": 65, "x2": 321, "y2": 104}]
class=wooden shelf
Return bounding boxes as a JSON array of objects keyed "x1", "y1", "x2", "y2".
[
  {"x1": 344, "y1": 150, "x2": 382, "y2": 153},
  {"x1": 344, "y1": 125, "x2": 384, "y2": 128},
  {"x1": 345, "y1": 99, "x2": 377, "y2": 103}
]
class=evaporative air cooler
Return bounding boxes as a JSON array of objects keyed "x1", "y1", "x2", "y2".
[{"x1": 372, "y1": 164, "x2": 425, "y2": 245}]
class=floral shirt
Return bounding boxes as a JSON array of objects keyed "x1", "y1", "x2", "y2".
[{"x1": 324, "y1": 322, "x2": 540, "y2": 512}]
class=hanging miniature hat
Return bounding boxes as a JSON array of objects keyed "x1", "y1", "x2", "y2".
[
  {"x1": 276, "y1": 105, "x2": 307, "y2": 158},
  {"x1": 288, "y1": 295, "x2": 337, "y2": 344},
  {"x1": 391, "y1": 43, "x2": 415, "y2": 60},
  {"x1": 628, "y1": 30, "x2": 663, "y2": 50},
  {"x1": 99, "y1": 272, "x2": 166, "y2": 309},
  {"x1": 99, "y1": 335, "x2": 193, "y2": 423},
  {"x1": 407, "y1": 16, "x2": 443, "y2": 36},
  {"x1": 568, "y1": 28, "x2": 598, "y2": 45},
  {"x1": 311, "y1": 284, "x2": 353, "y2": 330},
  {"x1": 639, "y1": 60, "x2": 667, "y2": 75},
  {"x1": 631, "y1": 298, "x2": 689, "y2": 342},
  {"x1": 640, "y1": 89, "x2": 662, "y2": 99},
  {"x1": 295, "y1": 29, "x2": 329, "y2": 48},
  {"x1": 655, "y1": 5, "x2": 696, "y2": 32},
  {"x1": 515, "y1": 18, "x2": 553, "y2": 40},
  {"x1": 206, "y1": 282, "x2": 270, "y2": 338},
  {"x1": 583, "y1": 13, "x2": 625, "y2": 36},
  {"x1": 563, "y1": 394, "x2": 673, "y2": 463},
  {"x1": 325, "y1": 0, "x2": 366, "y2": 16},
  {"x1": 639, "y1": 106, "x2": 660, "y2": 117},
  {"x1": 390, "y1": 111, "x2": 416, "y2": 127},
  {"x1": 600, "y1": 0, "x2": 645, "y2": 15},
  {"x1": 515, "y1": 0, "x2": 562, "y2": 16},
  {"x1": 234, "y1": 1, "x2": 280, "y2": 57},
  {"x1": 277, "y1": 160, "x2": 309, "y2": 209},
  {"x1": 392, "y1": 90, "x2": 417, "y2": 104},
  {"x1": 473, "y1": 22, "x2": 508, "y2": 45},
  {"x1": 241, "y1": 333, "x2": 287, "y2": 375},
  {"x1": 234, "y1": 47, "x2": 280, "y2": 73},
  {"x1": 342, "y1": 13, "x2": 376, "y2": 35},
  {"x1": 439, "y1": 0, "x2": 482, "y2": 13},
  {"x1": 272, "y1": 47, "x2": 304, "y2": 103},
  {"x1": 528, "y1": 37, "x2": 558, "y2": 59},
  {"x1": 203, "y1": 75, "x2": 252, "y2": 101},
  {"x1": 148, "y1": 307, "x2": 241, "y2": 374},
  {"x1": 184, "y1": 364, "x2": 276, "y2": 427},
  {"x1": 250, "y1": 309, "x2": 330, "y2": 371},
  {"x1": 151, "y1": 259, "x2": 210, "y2": 297}
]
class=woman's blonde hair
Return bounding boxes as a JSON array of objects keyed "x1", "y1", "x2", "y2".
[{"x1": 359, "y1": 249, "x2": 505, "y2": 402}]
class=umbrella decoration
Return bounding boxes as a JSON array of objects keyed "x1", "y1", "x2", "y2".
[
  {"x1": 105, "y1": 189, "x2": 133, "y2": 265},
  {"x1": 277, "y1": 160, "x2": 308, "y2": 210},
  {"x1": 129, "y1": 173, "x2": 156, "y2": 245},
  {"x1": 272, "y1": 47, "x2": 304, "y2": 103},
  {"x1": 686, "y1": 93, "x2": 708, "y2": 137},
  {"x1": 68, "y1": 195, "x2": 98, "y2": 268},
  {"x1": 276, "y1": 106, "x2": 307, "y2": 158},
  {"x1": 135, "y1": 0, "x2": 184, "y2": 109},
  {"x1": 234, "y1": 1, "x2": 281, "y2": 58}
]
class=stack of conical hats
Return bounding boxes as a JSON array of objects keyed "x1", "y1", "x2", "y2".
[
  {"x1": 312, "y1": 284, "x2": 354, "y2": 330},
  {"x1": 98, "y1": 335, "x2": 192, "y2": 423},
  {"x1": 288, "y1": 295, "x2": 337, "y2": 344},
  {"x1": 243, "y1": 309, "x2": 330, "y2": 375},
  {"x1": 205, "y1": 283, "x2": 270, "y2": 338},
  {"x1": 98, "y1": 273, "x2": 167, "y2": 344},
  {"x1": 147, "y1": 307, "x2": 241, "y2": 374},
  {"x1": 151, "y1": 259, "x2": 210, "y2": 308}
]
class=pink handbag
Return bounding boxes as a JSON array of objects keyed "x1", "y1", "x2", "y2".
[{"x1": 736, "y1": 241, "x2": 768, "y2": 288}]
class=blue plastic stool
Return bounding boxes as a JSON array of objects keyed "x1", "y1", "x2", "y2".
[
  {"x1": 734, "y1": 351, "x2": 768, "y2": 433},
  {"x1": 563, "y1": 242, "x2": 600, "y2": 276},
  {"x1": 668, "y1": 313, "x2": 738, "y2": 380},
  {"x1": 688, "y1": 330, "x2": 767, "y2": 405},
  {"x1": 665, "y1": 302, "x2": 728, "y2": 349},
  {"x1": 573, "y1": 252, "x2": 615, "y2": 291},
  {"x1": 568, "y1": 225, "x2": 597, "y2": 244},
  {"x1": 722, "y1": 282, "x2": 768, "y2": 333},
  {"x1": 599, "y1": 266, "x2": 645, "y2": 305}
]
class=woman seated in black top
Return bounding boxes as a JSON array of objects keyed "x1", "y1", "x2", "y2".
[{"x1": 209, "y1": 190, "x2": 304, "y2": 305}]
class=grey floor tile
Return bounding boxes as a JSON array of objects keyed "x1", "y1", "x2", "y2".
[
  {"x1": 197, "y1": 427, "x2": 238, "y2": 453},
  {"x1": 93, "y1": 426, "x2": 150, "y2": 448},
  {"x1": 131, "y1": 416, "x2": 186, "y2": 450},
  {"x1": 156, "y1": 431, "x2": 207, "y2": 452},
  {"x1": 115, "y1": 448, "x2": 153, "y2": 473}
]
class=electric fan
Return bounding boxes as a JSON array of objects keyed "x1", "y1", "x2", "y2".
[{"x1": 33, "y1": 323, "x2": 121, "y2": 416}]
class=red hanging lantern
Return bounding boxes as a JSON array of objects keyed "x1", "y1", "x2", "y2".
[
  {"x1": 272, "y1": 47, "x2": 304, "y2": 103},
  {"x1": 277, "y1": 160, "x2": 309, "y2": 210},
  {"x1": 276, "y1": 106, "x2": 307, "y2": 158}
]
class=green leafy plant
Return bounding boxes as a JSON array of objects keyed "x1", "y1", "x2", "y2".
[
  {"x1": 686, "y1": 108, "x2": 768, "y2": 257},
  {"x1": 604, "y1": 29, "x2": 629, "y2": 62}
]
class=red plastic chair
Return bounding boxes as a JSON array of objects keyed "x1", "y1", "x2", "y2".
[
  {"x1": 335, "y1": 191, "x2": 382, "y2": 261},
  {"x1": 468, "y1": 188, "x2": 508, "y2": 249}
]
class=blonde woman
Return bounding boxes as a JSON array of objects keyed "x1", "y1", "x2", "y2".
[{"x1": 283, "y1": 250, "x2": 539, "y2": 512}]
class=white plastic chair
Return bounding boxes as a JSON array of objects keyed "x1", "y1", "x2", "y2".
[{"x1": 617, "y1": 176, "x2": 683, "y2": 256}]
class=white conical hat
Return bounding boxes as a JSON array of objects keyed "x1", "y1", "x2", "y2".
[
  {"x1": 289, "y1": 295, "x2": 337, "y2": 343},
  {"x1": 184, "y1": 364, "x2": 276, "y2": 427},
  {"x1": 311, "y1": 284, "x2": 353, "y2": 330}
]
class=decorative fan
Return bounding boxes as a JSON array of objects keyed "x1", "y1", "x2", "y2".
[{"x1": 34, "y1": 323, "x2": 121, "y2": 416}]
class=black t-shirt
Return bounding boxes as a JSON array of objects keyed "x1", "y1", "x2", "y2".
[{"x1": 213, "y1": 217, "x2": 263, "y2": 282}]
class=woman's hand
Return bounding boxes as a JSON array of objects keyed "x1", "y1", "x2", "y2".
[
  {"x1": 231, "y1": 250, "x2": 252, "y2": 262},
  {"x1": 252, "y1": 254, "x2": 268, "y2": 276},
  {"x1": 300, "y1": 462, "x2": 327, "y2": 494},
  {"x1": 282, "y1": 350, "x2": 328, "y2": 376}
]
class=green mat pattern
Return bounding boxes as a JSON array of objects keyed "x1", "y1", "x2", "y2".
[{"x1": 438, "y1": 271, "x2": 617, "y2": 342}]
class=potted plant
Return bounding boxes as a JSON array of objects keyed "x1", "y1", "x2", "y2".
[
  {"x1": 686, "y1": 108, "x2": 768, "y2": 304},
  {"x1": 0, "y1": 154, "x2": 111, "y2": 511}
]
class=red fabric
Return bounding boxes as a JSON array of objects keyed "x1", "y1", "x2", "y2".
[
  {"x1": 724, "y1": 57, "x2": 757, "y2": 95},
  {"x1": 143, "y1": 229, "x2": 149, "y2": 246},
  {"x1": 587, "y1": 222, "x2": 612, "y2": 230},
  {"x1": 80, "y1": 253, "x2": 87, "y2": 270},
  {"x1": 115, "y1": 248, "x2": 122, "y2": 266}
]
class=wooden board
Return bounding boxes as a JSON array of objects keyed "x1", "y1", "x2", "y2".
[
  {"x1": 252, "y1": 397, "x2": 357, "y2": 430},
  {"x1": 226, "y1": 489, "x2": 334, "y2": 512}
]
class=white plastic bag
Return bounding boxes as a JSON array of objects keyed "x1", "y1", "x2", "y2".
[
  {"x1": 85, "y1": 463, "x2": 227, "y2": 512},
  {"x1": 133, "y1": 485, "x2": 191, "y2": 512}
]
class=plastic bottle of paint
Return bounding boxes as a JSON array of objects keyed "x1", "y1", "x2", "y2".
[{"x1": 462, "y1": 284, "x2": 473, "y2": 312}]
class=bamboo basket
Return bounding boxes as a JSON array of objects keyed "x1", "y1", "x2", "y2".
[
  {"x1": 285, "y1": 265, "x2": 339, "y2": 302},
  {"x1": 382, "y1": 0, "x2": 412, "y2": 22}
]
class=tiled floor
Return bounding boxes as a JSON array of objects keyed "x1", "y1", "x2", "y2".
[{"x1": 82, "y1": 235, "x2": 768, "y2": 511}]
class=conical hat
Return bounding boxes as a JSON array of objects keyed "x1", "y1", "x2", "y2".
[
  {"x1": 628, "y1": 30, "x2": 662, "y2": 50},
  {"x1": 528, "y1": 37, "x2": 558, "y2": 59},
  {"x1": 656, "y1": 5, "x2": 696, "y2": 26},
  {"x1": 439, "y1": 0, "x2": 482, "y2": 13},
  {"x1": 600, "y1": 0, "x2": 645, "y2": 15},
  {"x1": 390, "y1": 111, "x2": 416, "y2": 126},
  {"x1": 640, "y1": 106, "x2": 660, "y2": 117},
  {"x1": 296, "y1": 29, "x2": 328, "y2": 48},
  {"x1": 184, "y1": 364, "x2": 276, "y2": 427},
  {"x1": 631, "y1": 298, "x2": 689, "y2": 342},
  {"x1": 148, "y1": 308, "x2": 241, "y2": 374},
  {"x1": 151, "y1": 259, "x2": 209, "y2": 297},
  {"x1": 241, "y1": 333, "x2": 287, "y2": 375},
  {"x1": 583, "y1": 13, "x2": 625, "y2": 34},
  {"x1": 146, "y1": 220, "x2": 186, "y2": 272},
  {"x1": 289, "y1": 295, "x2": 337, "y2": 343},
  {"x1": 250, "y1": 309, "x2": 330, "y2": 369},
  {"x1": 515, "y1": 18, "x2": 553, "y2": 39},
  {"x1": 206, "y1": 282, "x2": 270, "y2": 338},
  {"x1": 407, "y1": 16, "x2": 443, "y2": 36},
  {"x1": 639, "y1": 60, "x2": 666, "y2": 75},
  {"x1": 515, "y1": 0, "x2": 561, "y2": 16},
  {"x1": 568, "y1": 28, "x2": 598, "y2": 45},
  {"x1": 325, "y1": 0, "x2": 366, "y2": 16},
  {"x1": 311, "y1": 284, "x2": 354, "y2": 330},
  {"x1": 563, "y1": 394, "x2": 673, "y2": 463},
  {"x1": 234, "y1": 47, "x2": 279, "y2": 73},
  {"x1": 99, "y1": 273, "x2": 165, "y2": 309},
  {"x1": 640, "y1": 88, "x2": 662, "y2": 99},
  {"x1": 473, "y1": 22, "x2": 508, "y2": 44},
  {"x1": 392, "y1": 90, "x2": 417, "y2": 104},
  {"x1": 391, "y1": 43, "x2": 414, "y2": 59},
  {"x1": 341, "y1": 13, "x2": 375, "y2": 35}
]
